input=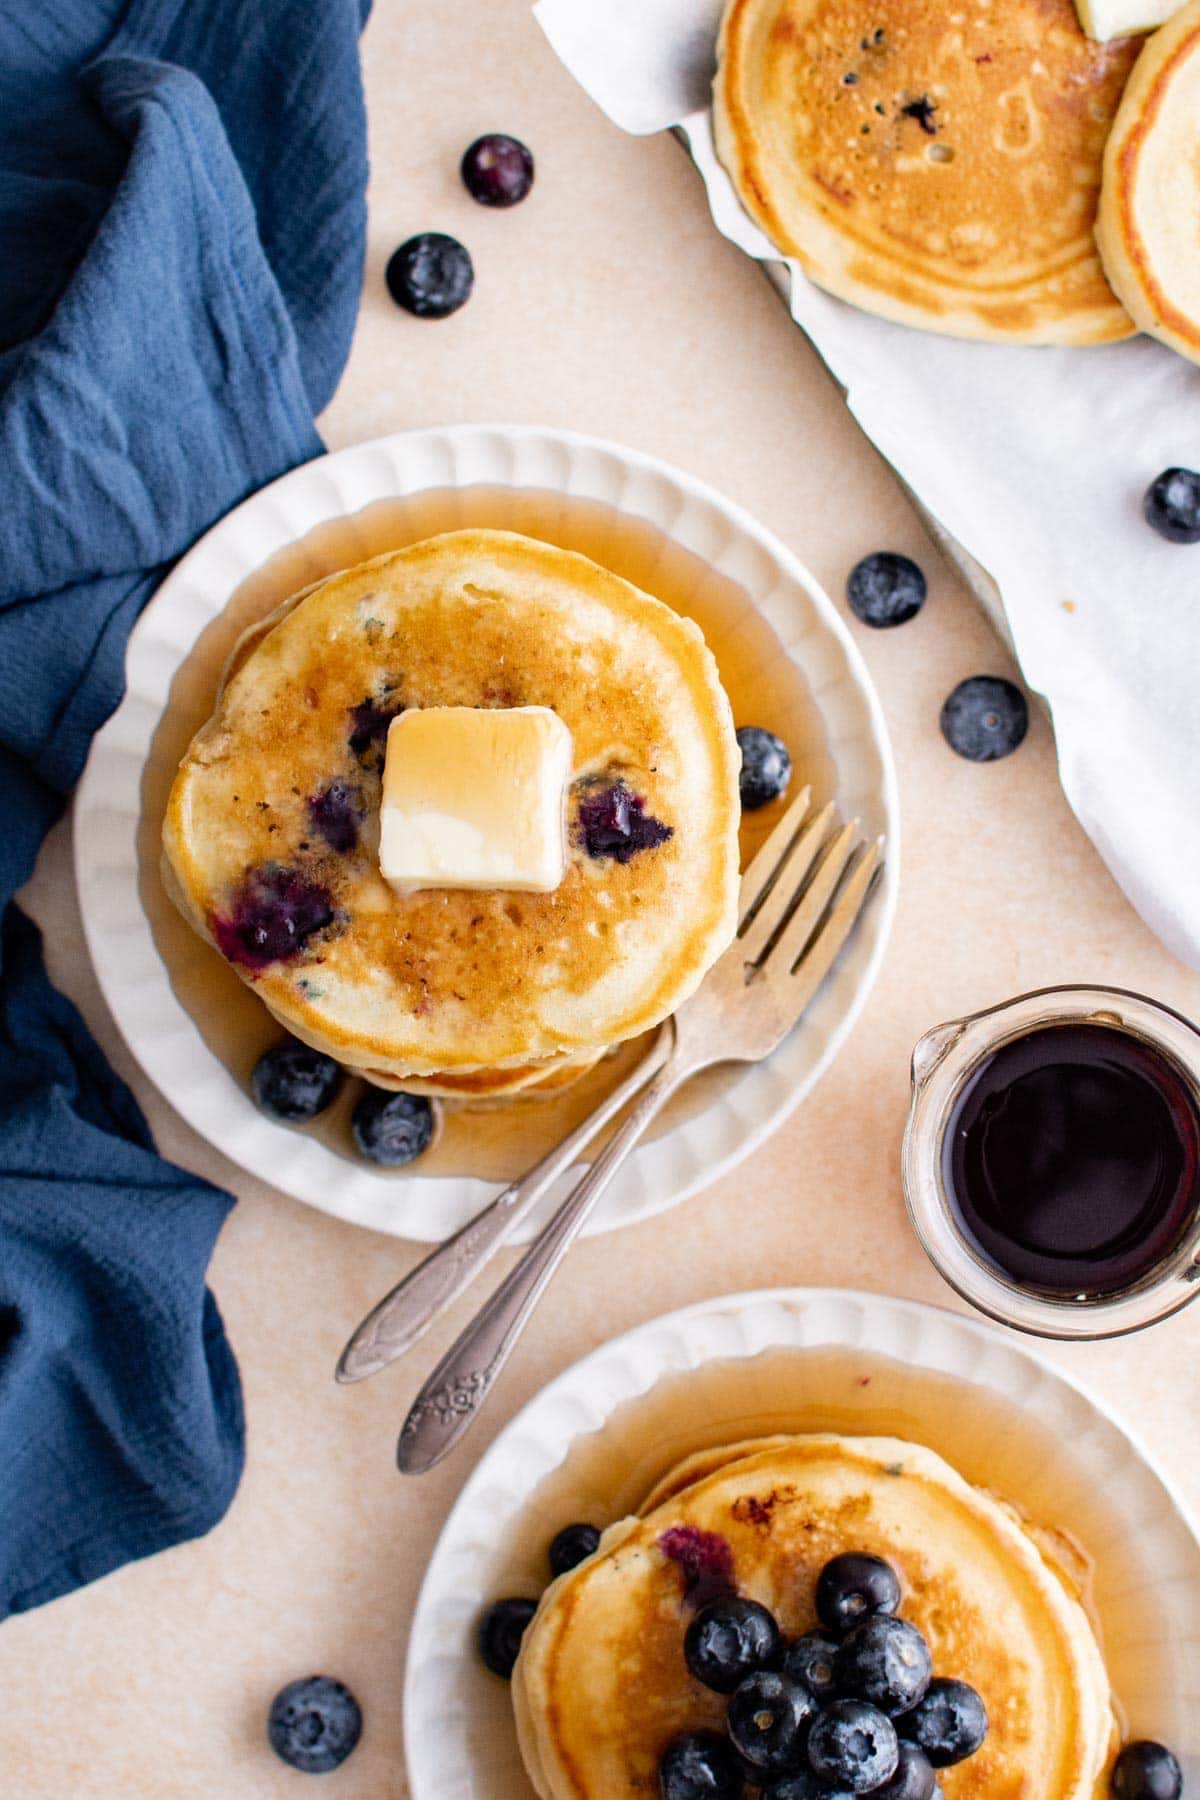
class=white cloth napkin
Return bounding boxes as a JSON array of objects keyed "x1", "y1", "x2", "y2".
[{"x1": 536, "y1": 0, "x2": 1200, "y2": 969}]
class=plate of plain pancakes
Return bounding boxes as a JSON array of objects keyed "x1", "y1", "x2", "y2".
[
  {"x1": 74, "y1": 425, "x2": 896, "y2": 1242},
  {"x1": 714, "y1": 0, "x2": 1138, "y2": 345},
  {"x1": 404, "y1": 1289, "x2": 1200, "y2": 1796}
]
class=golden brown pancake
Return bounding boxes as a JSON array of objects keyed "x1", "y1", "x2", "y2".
[
  {"x1": 1096, "y1": 0, "x2": 1200, "y2": 366},
  {"x1": 360, "y1": 1046, "x2": 606, "y2": 1101},
  {"x1": 163, "y1": 530, "x2": 740, "y2": 1079},
  {"x1": 714, "y1": 0, "x2": 1138, "y2": 343},
  {"x1": 513, "y1": 1435, "x2": 1114, "y2": 1799}
]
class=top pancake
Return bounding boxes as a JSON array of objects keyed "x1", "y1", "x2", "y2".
[
  {"x1": 163, "y1": 530, "x2": 740, "y2": 1078},
  {"x1": 1096, "y1": 0, "x2": 1200, "y2": 366},
  {"x1": 714, "y1": 0, "x2": 1138, "y2": 344},
  {"x1": 512, "y1": 1434, "x2": 1113, "y2": 1800}
]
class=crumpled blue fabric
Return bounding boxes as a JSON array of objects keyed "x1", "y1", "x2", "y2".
[{"x1": 0, "y1": 0, "x2": 369, "y2": 1620}]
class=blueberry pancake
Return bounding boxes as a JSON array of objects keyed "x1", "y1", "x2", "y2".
[
  {"x1": 162, "y1": 529, "x2": 740, "y2": 1083},
  {"x1": 714, "y1": 0, "x2": 1137, "y2": 344},
  {"x1": 512, "y1": 1435, "x2": 1114, "y2": 1798}
]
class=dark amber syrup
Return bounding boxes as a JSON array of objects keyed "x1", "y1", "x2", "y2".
[{"x1": 944, "y1": 1023, "x2": 1200, "y2": 1298}]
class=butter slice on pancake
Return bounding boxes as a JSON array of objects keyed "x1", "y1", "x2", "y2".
[
  {"x1": 513, "y1": 1435, "x2": 1114, "y2": 1800},
  {"x1": 714, "y1": 0, "x2": 1137, "y2": 344},
  {"x1": 1097, "y1": 0, "x2": 1200, "y2": 367},
  {"x1": 163, "y1": 530, "x2": 739, "y2": 1082}
]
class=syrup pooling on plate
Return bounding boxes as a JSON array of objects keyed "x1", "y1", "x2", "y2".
[{"x1": 944, "y1": 1023, "x2": 1200, "y2": 1298}]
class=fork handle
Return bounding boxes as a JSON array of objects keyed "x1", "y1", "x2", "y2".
[
  {"x1": 396, "y1": 1047, "x2": 688, "y2": 1474},
  {"x1": 336, "y1": 1026, "x2": 673, "y2": 1384}
]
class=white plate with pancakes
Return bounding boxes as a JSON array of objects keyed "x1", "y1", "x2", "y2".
[
  {"x1": 404, "y1": 1286, "x2": 1200, "y2": 1797},
  {"x1": 74, "y1": 424, "x2": 896, "y2": 1241}
]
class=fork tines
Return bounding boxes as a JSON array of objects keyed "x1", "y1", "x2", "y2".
[{"x1": 738, "y1": 786, "x2": 882, "y2": 979}]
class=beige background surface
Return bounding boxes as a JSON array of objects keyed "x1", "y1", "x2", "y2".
[{"x1": 7, "y1": 1, "x2": 1200, "y2": 1794}]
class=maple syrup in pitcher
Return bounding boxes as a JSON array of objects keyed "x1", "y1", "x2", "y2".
[{"x1": 944, "y1": 1021, "x2": 1200, "y2": 1297}]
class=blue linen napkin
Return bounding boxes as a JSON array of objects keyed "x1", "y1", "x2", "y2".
[{"x1": 0, "y1": 0, "x2": 369, "y2": 1620}]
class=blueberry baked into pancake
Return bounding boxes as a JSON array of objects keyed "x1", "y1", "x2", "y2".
[{"x1": 162, "y1": 529, "x2": 741, "y2": 1101}]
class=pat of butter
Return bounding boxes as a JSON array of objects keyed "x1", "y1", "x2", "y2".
[
  {"x1": 380, "y1": 706, "x2": 573, "y2": 893},
  {"x1": 1073, "y1": 0, "x2": 1175, "y2": 37}
]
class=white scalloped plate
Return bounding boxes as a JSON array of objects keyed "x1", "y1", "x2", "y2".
[
  {"x1": 405, "y1": 1288, "x2": 1200, "y2": 1796},
  {"x1": 73, "y1": 426, "x2": 896, "y2": 1241}
]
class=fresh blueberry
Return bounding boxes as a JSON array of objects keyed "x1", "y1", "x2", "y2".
[
  {"x1": 386, "y1": 232, "x2": 474, "y2": 319},
  {"x1": 736, "y1": 726, "x2": 792, "y2": 811},
  {"x1": 461, "y1": 133, "x2": 534, "y2": 207},
  {"x1": 658, "y1": 1730, "x2": 745, "y2": 1799},
  {"x1": 576, "y1": 781, "x2": 673, "y2": 862},
  {"x1": 308, "y1": 779, "x2": 364, "y2": 854},
  {"x1": 267, "y1": 1675, "x2": 362, "y2": 1773},
  {"x1": 1112, "y1": 1741, "x2": 1184, "y2": 1800},
  {"x1": 807, "y1": 1700, "x2": 899, "y2": 1793},
  {"x1": 548, "y1": 1522, "x2": 601, "y2": 1577},
  {"x1": 478, "y1": 1597, "x2": 537, "y2": 1678},
  {"x1": 899, "y1": 1678, "x2": 988, "y2": 1767},
  {"x1": 1143, "y1": 468, "x2": 1200, "y2": 545},
  {"x1": 781, "y1": 1631, "x2": 840, "y2": 1701},
  {"x1": 251, "y1": 1040, "x2": 341, "y2": 1122},
  {"x1": 872, "y1": 1742, "x2": 937, "y2": 1800},
  {"x1": 939, "y1": 676, "x2": 1028, "y2": 762},
  {"x1": 212, "y1": 865, "x2": 334, "y2": 971},
  {"x1": 684, "y1": 1596, "x2": 782, "y2": 1694},
  {"x1": 352, "y1": 1089, "x2": 436, "y2": 1166},
  {"x1": 834, "y1": 1616, "x2": 932, "y2": 1716},
  {"x1": 727, "y1": 1670, "x2": 818, "y2": 1775},
  {"x1": 846, "y1": 552, "x2": 927, "y2": 628},
  {"x1": 762, "y1": 1775, "x2": 854, "y2": 1800},
  {"x1": 816, "y1": 1553, "x2": 902, "y2": 1634}
]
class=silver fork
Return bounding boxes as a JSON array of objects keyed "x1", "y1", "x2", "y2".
[{"x1": 397, "y1": 787, "x2": 883, "y2": 1474}]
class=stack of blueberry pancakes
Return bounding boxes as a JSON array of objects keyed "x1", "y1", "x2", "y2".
[
  {"x1": 162, "y1": 528, "x2": 741, "y2": 1102},
  {"x1": 512, "y1": 1435, "x2": 1114, "y2": 1798}
]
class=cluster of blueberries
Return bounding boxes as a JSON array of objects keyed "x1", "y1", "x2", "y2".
[
  {"x1": 480, "y1": 1532, "x2": 1185, "y2": 1800},
  {"x1": 386, "y1": 133, "x2": 536, "y2": 321},
  {"x1": 659, "y1": 1551, "x2": 984, "y2": 1799}
]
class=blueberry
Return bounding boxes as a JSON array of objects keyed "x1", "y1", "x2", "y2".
[
  {"x1": 846, "y1": 552, "x2": 927, "y2": 628},
  {"x1": 1143, "y1": 467, "x2": 1200, "y2": 544},
  {"x1": 781, "y1": 1631, "x2": 840, "y2": 1701},
  {"x1": 684, "y1": 1596, "x2": 782, "y2": 1694},
  {"x1": 658, "y1": 1525, "x2": 736, "y2": 1605},
  {"x1": 834, "y1": 1617, "x2": 932, "y2": 1716},
  {"x1": 807, "y1": 1700, "x2": 899, "y2": 1793},
  {"x1": 267, "y1": 1675, "x2": 362, "y2": 1773},
  {"x1": 939, "y1": 676, "x2": 1028, "y2": 762},
  {"x1": 548, "y1": 1521, "x2": 601, "y2": 1577},
  {"x1": 386, "y1": 232, "x2": 474, "y2": 319},
  {"x1": 478, "y1": 1596, "x2": 537, "y2": 1678},
  {"x1": 899, "y1": 1678, "x2": 988, "y2": 1767},
  {"x1": 763, "y1": 1775, "x2": 854, "y2": 1800},
  {"x1": 251, "y1": 1040, "x2": 341, "y2": 1122},
  {"x1": 658, "y1": 1730, "x2": 744, "y2": 1799},
  {"x1": 352, "y1": 1089, "x2": 436, "y2": 1167},
  {"x1": 736, "y1": 727, "x2": 792, "y2": 811},
  {"x1": 1112, "y1": 1741, "x2": 1184, "y2": 1800},
  {"x1": 348, "y1": 696, "x2": 402, "y2": 761},
  {"x1": 727, "y1": 1670, "x2": 818, "y2": 1775},
  {"x1": 816, "y1": 1553, "x2": 901, "y2": 1634},
  {"x1": 461, "y1": 133, "x2": 534, "y2": 207},
  {"x1": 872, "y1": 1743, "x2": 937, "y2": 1800},
  {"x1": 212, "y1": 865, "x2": 334, "y2": 971},
  {"x1": 576, "y1": 781, "x2": 673, "y2": 862},
  {"x1": 308, "y1": 779, "x2": 364, "y2": 854}
]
